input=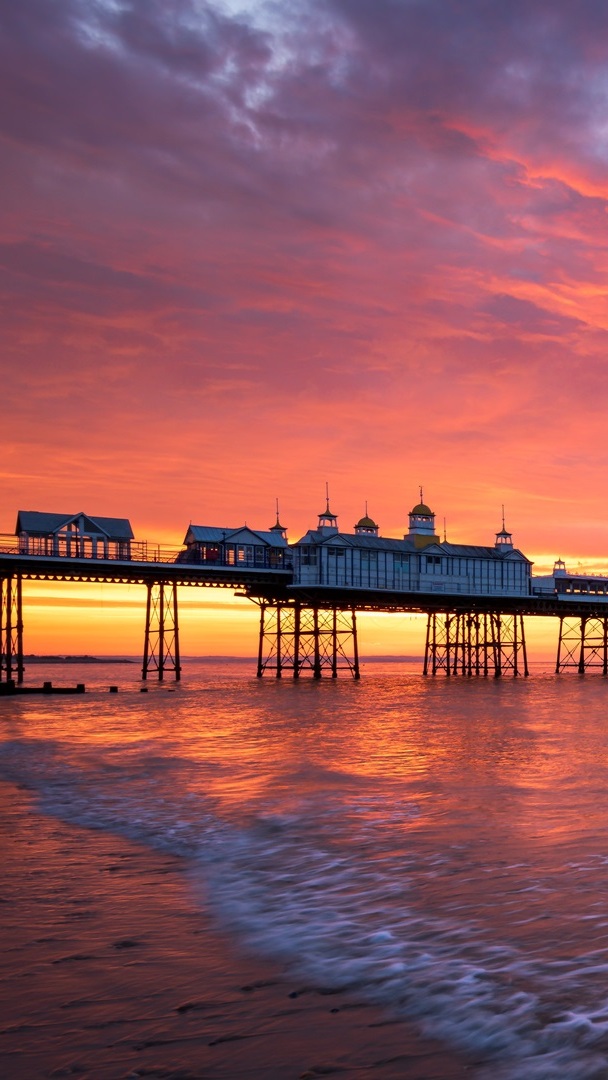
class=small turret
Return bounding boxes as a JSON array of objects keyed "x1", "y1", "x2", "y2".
[
  {"x1": 495, "y1": 506, "x2": 514, "y2": 551},
  {"x1": 269, "y1": 499, "x2": 287, "y2": 540},
  {"x1": 354, "y1": 502, "x2": 379, "y2": 536},
  {"x1": 318, "y1": 484, "x2": 338, "y2": 535},
  {"x1": 407, "y1": 488, "x2": 440, "y2": 548}
]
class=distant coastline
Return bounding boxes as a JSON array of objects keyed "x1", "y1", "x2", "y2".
[
  {"x1": 20, "y1": 654, "x2": 423, "y2": 665},
  {"x1": 23, "y1": 655, "x2": 136, "y2": 665}
]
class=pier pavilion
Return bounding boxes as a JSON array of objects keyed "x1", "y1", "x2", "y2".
[{"x1": 3, "y1": 495, "x2": 608, "y2": 685}]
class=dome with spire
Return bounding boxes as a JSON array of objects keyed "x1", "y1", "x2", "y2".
[
  {"x1": 410, "y1": 500, "x2": 433, "y2": 516},
  {"x1": 409, "y1": 486, "x2": 433, "y2": 518},
  {"x1": 407, "y1": 487, "x2": 439, "y2": 548},
  {"x1": 354, "y1": 503, "x2": 379, "y2": 535}
]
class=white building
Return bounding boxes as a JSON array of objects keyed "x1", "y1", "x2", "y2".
[
  {"x1": 533, "y1": 558, "x2": 608, "y2": 599},
  {"x1": 291, "y1": 495, "x2": 532, "y2": 596}
]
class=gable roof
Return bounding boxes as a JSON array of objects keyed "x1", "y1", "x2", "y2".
[
  {"x1": 16, "y1": 511, "x2": 134, "y2": 540},
  {"x1": 293, "y1": 531, "x2": 532, "y2": 564},
  {"x1": 294, "y1": 530, "x2": 419, "y2": 552},
  {"x1": 439, "y1": 542, "x2": 531, "y2": 563},
  {"x1": 184, "y1": 524, "x2": 287, "y2": 548}
]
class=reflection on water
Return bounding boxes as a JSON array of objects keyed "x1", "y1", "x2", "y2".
[{"x1": 3, "y1": 659, "x2": 608, "y2": 1077}]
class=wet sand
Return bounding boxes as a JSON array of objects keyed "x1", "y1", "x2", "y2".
[{"x1": 0, "y1": 782, "x2": 473, "y2": 1079}]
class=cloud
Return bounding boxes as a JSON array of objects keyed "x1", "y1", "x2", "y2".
[
  {"x1": 2, "y1": 0, "x2": 608, "y2": 559},
  {"x1": 480, "y1": 293, "x2": 586, "y2": 335}
]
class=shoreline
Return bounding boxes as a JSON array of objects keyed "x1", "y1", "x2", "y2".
[{"x1": 0, "y1": 781, "x2": 474, "y2": 1079}]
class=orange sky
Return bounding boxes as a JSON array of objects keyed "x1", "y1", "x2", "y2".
[{"x1": 2, "y1": 1, "x2": 608, "y2": 659}]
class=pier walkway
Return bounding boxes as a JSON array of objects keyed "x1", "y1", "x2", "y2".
[{"x1": 3, "y1": 501, "x2": 608, "y2": 682}]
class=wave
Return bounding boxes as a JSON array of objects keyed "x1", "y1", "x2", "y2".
[{"x1": 1, "y1": 736, "x2": 608, "y2": 1078}]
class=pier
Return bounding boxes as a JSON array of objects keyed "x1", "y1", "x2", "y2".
[{"x1": 2, "y1": 499, "x2": 608, "y2": 683}]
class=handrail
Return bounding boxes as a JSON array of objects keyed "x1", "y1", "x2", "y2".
[
  {"x1": 0, "y1": 535, "x2": 182, "y2": 563},
  {"x1": 0, "y1": 534, "x2": 293, "y2": 570}
]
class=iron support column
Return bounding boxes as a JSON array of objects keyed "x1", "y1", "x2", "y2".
[
  {"x1": 313, "y1": 608, "x2": 322, "y2": 679},
  {"x1": 293, "y1": 604, "x2": 301, "y2": 678},
  {"x1": 256, "y1": 602, "x2": 266, "y2": 677},
  {"x1": 424, "y1": 610, "x2": 527, "y2": 678},
  {"x1": 142, "y1": 581, "x2": 181, "y2": 682},
  {"x1": 352, "y1": 608, "x2": 360, "y2": 680},
  {"x1": 256, "y1": 603, "x2": 359, "y2": 679},
  {"x1": 1, "y1": 575, "x2": 24, "y2": 685}
]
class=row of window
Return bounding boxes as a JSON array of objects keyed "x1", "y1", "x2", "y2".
[
  {"x1": 560, "y1": 581, "x2": 608, "y2": 595},
  {"x1": 20, "y1": 536, "x2": 131, "y2": 559},
  {"x1": 188, "y1": 542, "x2": 288, "y2": 568},
  {"x1": 298, "y1": 547, "x2": 527, "y2": 580}
]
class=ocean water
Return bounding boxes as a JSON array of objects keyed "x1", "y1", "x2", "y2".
[{"x1": 3, "y1": 657, "x2": 608, "y2": 1078}]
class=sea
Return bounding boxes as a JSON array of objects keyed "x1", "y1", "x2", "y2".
[{"x1": 3, "y1": 656, "x2": 608, "y2": 1078}]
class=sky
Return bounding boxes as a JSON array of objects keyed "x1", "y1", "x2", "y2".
[{"x1": 2, "y1": 0, "x2": 608, "y2": 657}]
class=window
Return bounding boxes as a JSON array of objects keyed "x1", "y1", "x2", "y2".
[
  {"x1": 300, "y1": 547, "x2": 317, "y2": 566},
  {"x1": 424, "y1": 555, "x2": 441, "y2": 572}
]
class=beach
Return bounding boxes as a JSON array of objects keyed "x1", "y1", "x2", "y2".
[
  {"x1": 4, "y1": 659, "x2": 608, "y2": 1079},
  {"x1": 1, "y1": 782, "x2": 472, "y2": 1079}
]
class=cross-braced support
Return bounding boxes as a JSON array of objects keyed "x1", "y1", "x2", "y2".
[
  {"x1": 142, "y1": 581, "x2": 181, "y2": 681},
  {"x1": 424, "y1": 611, "x2": 528, "y2": 677},
  {"x1": 492, "y1": 613, "x2": 528, "y2": 677},
  {"x1": 256, "y1": 602, "x2": 360, "y2": 679},
  {"x1": 556, "y1": 616, "x2": 608, "y2": 674},
  {"x1": 1, "y1": 575, "x2": 24, "y2": 685}
]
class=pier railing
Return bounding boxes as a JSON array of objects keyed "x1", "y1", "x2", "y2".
[
  {"x1": 0, "y1": 534, "x2": 293, "y2": 571},
  {"x1": 0, "y1": 534, "x2": 182, "y2": 564}
]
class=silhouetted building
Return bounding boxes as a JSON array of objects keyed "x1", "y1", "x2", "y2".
[
  {"x1": 179, "y1": 524, "x2": 289, "y2": 568},
  {"x1": 16, "y1": 511, "x2": 133, "y2": 560}
]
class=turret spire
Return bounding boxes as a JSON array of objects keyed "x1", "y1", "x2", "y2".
[
  {"x1": 495, "y1": 506, "x2": 513, "y2": 550},
  {"x1": 269, "y1": 498, "x2": 287, "y2": 537},
  {"x1": 318, "y1": 484, "x2": 338, "y2": 534},
  {"x1": 354, "y1": 501, "x2": 379, "y2": 535},
  {"x1": 407, "y1": 490, "x2": 439, "y2": 548}
]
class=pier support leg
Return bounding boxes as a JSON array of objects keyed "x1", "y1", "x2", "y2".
[
  {"x1": 142, "y1": 581, "x2": 181, "y2": 682},
  {"x1": 492, "y1": 614, "x2": 528, "y2": 677},
  {"x1": 556, "y1": 616, "x2": 608, "y2": 674},
  {"x1": 256, "y1": 602, "x2": 291, "y2": 677},
  {"x1": 1, "y1": 575, "x2": 24, "y2": 685},
  {"x1": 424, "y1": 611, "x2": 527, "y2": 677},
  {"x1": 424, "y1": 612, "x2": 466, "y2": 675},
  {"x1": 352, "y1": 608, "x2": 360, "y2": 680},
  {"x1": 424, "y1": 612, "x2": 452, "y2": 675},
  {"x1": 256, "y1": 604, "x2": 359, "y2": 679}
]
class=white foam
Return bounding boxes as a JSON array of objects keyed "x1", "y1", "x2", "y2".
[{"x1": 3, "y1": 735, "x2": 608, "y2": 1077}]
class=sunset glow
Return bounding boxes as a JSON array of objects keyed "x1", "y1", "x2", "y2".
[{"x1": 3, "y1": 1, "x2": 608, "y2": 657}]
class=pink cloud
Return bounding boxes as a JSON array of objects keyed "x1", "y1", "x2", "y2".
[{"x1": 2, "y1": 0, "x2": 608, "y2": 564}]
